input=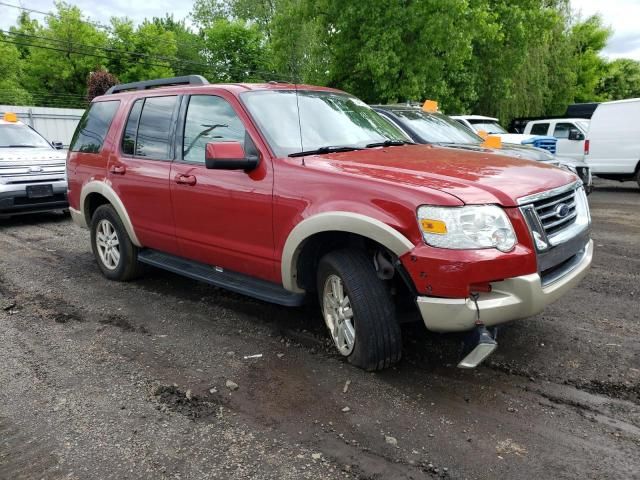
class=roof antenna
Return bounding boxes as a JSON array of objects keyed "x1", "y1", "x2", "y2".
[{"x1": 294, "y1": 82, "x2": 305, "y2": 166}]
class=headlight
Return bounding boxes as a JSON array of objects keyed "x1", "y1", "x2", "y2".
[{"x1": 417, "y1": 205, "x2": 517, "y2": 252}]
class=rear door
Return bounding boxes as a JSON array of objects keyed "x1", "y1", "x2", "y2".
[
  {"x1": 170, "y1": 92, "x2": 276, "y2": 282},
  {"x1": 107, "y1": 95, "x2": 180, "y2": 254},
  {"x1": 553, "y1": 121, "x2": 584, "y2": 160}
]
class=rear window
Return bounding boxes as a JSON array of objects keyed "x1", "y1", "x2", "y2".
[
  {"x1": 135, "y1": 96, "x2": 178, "y2": 159},
  {"x1": 70, "y1": 101, "x2": 120, "y2": 153},
  {"x1": 530, "y1": 123, "x2": 549, "y2": 136}
]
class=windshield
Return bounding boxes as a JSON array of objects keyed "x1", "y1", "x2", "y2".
[
  {"x1": 467, "y1": 120, "x2": 507, "y2": 134},
  {"x1": 242, "y1": 90, "x2": 408, "y2": 157},
  {"x1": 387, "y1": 109, "x2": 483, "y2": 144},
  {"x1": 0, "y1": 123, "x2": 51, "y2": 148}
]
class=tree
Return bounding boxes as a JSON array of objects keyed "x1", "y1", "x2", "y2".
[
  {"x1": 20, "y1": 2, "x2": 107, "y2": 107},
  {"x1": 152, "y1": 15, "x2": 208, "y2": 77},
  {"x1": 0, "y1": 38, "x2": 33, "y2": 105},
  {"x1": 107, "y1": 18, "x2": 176, "y2": 83},
  {"x1": 200, "y1": 18, "x2": 271, "y2": 82},
  {"x1": 597, "y1": 59, "x2": 640, "y2": 101},
  {"x1": 570, "y1": 15, "x2": 611, "y2": 103},
  {"x1": 87, "y1": 70, "x2": 118, "y2": 100}
]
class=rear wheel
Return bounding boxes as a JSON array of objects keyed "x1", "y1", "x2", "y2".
[
  {"x1": 317, "y1": 248, "x2": 402, "y2": 371},
  {"x1": 90, "y1": 204, "x2": 142, "y2": 281}
]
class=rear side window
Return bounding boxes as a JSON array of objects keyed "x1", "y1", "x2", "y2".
[
  {"x1": 70, "y1": 100, "x2": 120, "y2": 153},
  {"x1": 135, "y1": 96, "x2": 178, "y2": 159},
  {"x1": 121, "y1": 99, "x2": 143, "y2": 155},
  {"x1": 529, "y1": 123, "x2": 549, "y2": 135}
]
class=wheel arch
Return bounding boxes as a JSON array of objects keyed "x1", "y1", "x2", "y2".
[
  {"x1": 80, "y1": 181, "x2": 142, "y2": 247},
  {"x1": 281, "y1": 212, "x2": 414, "y2": 293}
]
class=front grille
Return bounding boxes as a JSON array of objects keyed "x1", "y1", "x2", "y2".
[{"x1": 532, "y1": 189, "x2": 577, "y2": 237}]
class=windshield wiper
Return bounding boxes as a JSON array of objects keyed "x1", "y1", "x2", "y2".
[
  {"x1": 365, "y1": 140, "x2": 415, "y2": 148},
  {"x1": 2, "y1": 145, "x2": 39, "y2": 148},
  {"x1": 288, "y1": 146, "x2": 363, "y2": 157}
]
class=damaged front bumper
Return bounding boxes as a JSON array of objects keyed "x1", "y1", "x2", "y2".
[{"x1": 416, "y1": 239, "x2": 593, "y2": 333}]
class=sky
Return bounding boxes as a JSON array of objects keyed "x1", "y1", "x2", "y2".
[{"x1": 1, "y1": 0, "x2": 639, "y2": 61}]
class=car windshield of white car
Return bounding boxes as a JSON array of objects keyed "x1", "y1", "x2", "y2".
[
  {"x1": 468, "y1": 120, "x2": 507, "y2": 134},
  {"x1": 0, "y1": 124, "x2": 51, "y2": 149},
  {"x1": 392, "y1": 110, "x2": 483, "y2": 145}
]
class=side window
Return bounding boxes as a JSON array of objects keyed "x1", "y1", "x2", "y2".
[
  {"x1": 136, "y1": 96, "x2": 178, "y2": 160},
  {"x1": 121, "y1": 99, "x2": 143, "y2": 155},
  {"x1": 529, "y1": 123, "x2": 549, "y2": 136},
  {"x1": 553, "y1": 123, "x2": 574, "y2": 139},
  {"x1": 69, "y1": 100, "x2": 120, "y2": 153},
  {"x1": 183, "y1": 95, "x2": 246, "y2": 163}
]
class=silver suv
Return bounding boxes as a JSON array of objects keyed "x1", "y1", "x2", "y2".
[{"x1": 0, "y1": 113, "x2": 68, "y2": 217}]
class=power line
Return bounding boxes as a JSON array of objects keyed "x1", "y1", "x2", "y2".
[
  {"x1": 0, "y1": 29, "x2": 286, "y2": 81},
  {"x1": 0, "y1": 1, "x2": 260, "y2": 69}
]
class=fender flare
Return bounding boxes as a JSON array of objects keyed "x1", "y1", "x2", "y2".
[
  {"x1": 281, "y1": 212, "x2": 414, "y2": 293},
  {"x1": 80, "y1": 180, "x2": 142, "y2": 247}
]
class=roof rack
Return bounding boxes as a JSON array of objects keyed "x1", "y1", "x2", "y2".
[{"x1": 105, "y1": 75, "x2": 210, "y2": 95}]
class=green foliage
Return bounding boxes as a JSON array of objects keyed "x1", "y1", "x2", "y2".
[
  {"x1": 107, "y1": 18, "x2": 177, "y2": 83},
  {"x1": 1, "y1": 0, "x2": 638, "y2": 122},
  {"x1": 597, "y1": 59, "x2": 640, "y2": 101},
  {"x1": 570, "y1": 15, "x2": 612, "y2": 103},
  {"x1": 20, "y1": 2, "x2": 108, "y2": 107},
  {"x1": 0, "y1": 38, "x2": 33, "y2": 105},
  {"x1": 200, "y1": 18, "x2": 271, "y2": 82}
]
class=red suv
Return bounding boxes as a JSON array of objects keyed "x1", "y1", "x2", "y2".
[{"x1": 67, "y1": 76, "x2": 593, "y2": 370}]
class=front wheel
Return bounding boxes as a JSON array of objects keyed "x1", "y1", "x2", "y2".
[
  {"x1": 317, "y1": 248, "x2": 402, "y2": 371},
  {"x1": 90, "y1": 204, "x2": 142, "y2": 281}
]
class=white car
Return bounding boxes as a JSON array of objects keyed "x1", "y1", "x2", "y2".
[
  {"x1": 523, "y1": 118, "x2": 589, "y2": 161},
  {"x1": 583, "y1": 98, "x2": 640, "y2": 187},
  {"x1": 0, "y1": 113, "x2": 68, "y2": 217}
]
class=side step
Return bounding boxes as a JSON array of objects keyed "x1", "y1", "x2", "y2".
[{"x1": 137, "y1": 249, "x2": 306, "y2": 307}]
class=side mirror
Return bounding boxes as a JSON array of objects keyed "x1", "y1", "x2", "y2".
[
  {"x1": 205, "y1": 141, "x2": 259, "y2": 170},
  {"x1": 51, "y1": 141, "x2": 64, "y2": 150},
  {"x1": 568, "y1": 129, "x2": 584, "y2": 141}
]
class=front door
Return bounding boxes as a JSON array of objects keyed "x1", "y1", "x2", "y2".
[
  {"x1": 170, "y1": 93, "x2": 276, "y2": 282},
  {"x1": 553, "y1": 122, "x2": 584, "y2": 161},
  {"x1": 108, "y1": 95, "x2": 180, "y2": 255}
]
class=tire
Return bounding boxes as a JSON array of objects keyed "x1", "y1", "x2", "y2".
[
  {"x1": 317, "y1": 248, "x2": 402, "y2": 371},
  {"x1": 90, "y1": 204, "x2": 142, "y2": 281}
]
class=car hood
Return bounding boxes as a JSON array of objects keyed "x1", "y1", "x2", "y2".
[
  {"x1": 305, "y1": 144, "x2": 576, "y2": 207},
  {"x1": 0, "y1": 147, "x2": 67, "y2": 165}
]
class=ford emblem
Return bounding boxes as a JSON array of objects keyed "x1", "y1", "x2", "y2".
[
  {"x1": 554, "y1": 203, "x2": 570, "y2": 218},
  {"x1": 28, "y1": 166, "x2": 43, "y2": 173}
]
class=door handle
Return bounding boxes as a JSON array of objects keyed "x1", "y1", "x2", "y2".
[
  {"x1": 109, "y1": 165, "x2": 126, "y2": 175},
  {"x1": 175, "y1": 174, "x2": 197, "y2": 186}
]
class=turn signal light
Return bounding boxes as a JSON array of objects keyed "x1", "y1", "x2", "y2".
[
  {"x1": 3, "y1": 112, "x2": 18, "y2": 122},
  {"x1": 584, "y1": 139, "x2": 590, "y2": 155},
  {"x1": 420, "y1": 218, "x2": 447, "y2": 234}
]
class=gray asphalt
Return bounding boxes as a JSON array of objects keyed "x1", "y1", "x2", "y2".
[{"x1": 0, "y1": 178, "x2": 638, "y2": 480}]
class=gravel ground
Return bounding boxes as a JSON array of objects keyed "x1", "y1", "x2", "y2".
[{"x1": 0, "y1": 179, "x2": 638, "y2": 480}]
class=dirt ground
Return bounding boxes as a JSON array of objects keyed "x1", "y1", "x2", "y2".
[{"x1": 0, "y1": 179, "x2": 638, "y2": 480}]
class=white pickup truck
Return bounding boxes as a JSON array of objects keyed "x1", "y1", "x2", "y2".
[{"x1": 523, "y1": 118, "x2": 589, "y2": 162}]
